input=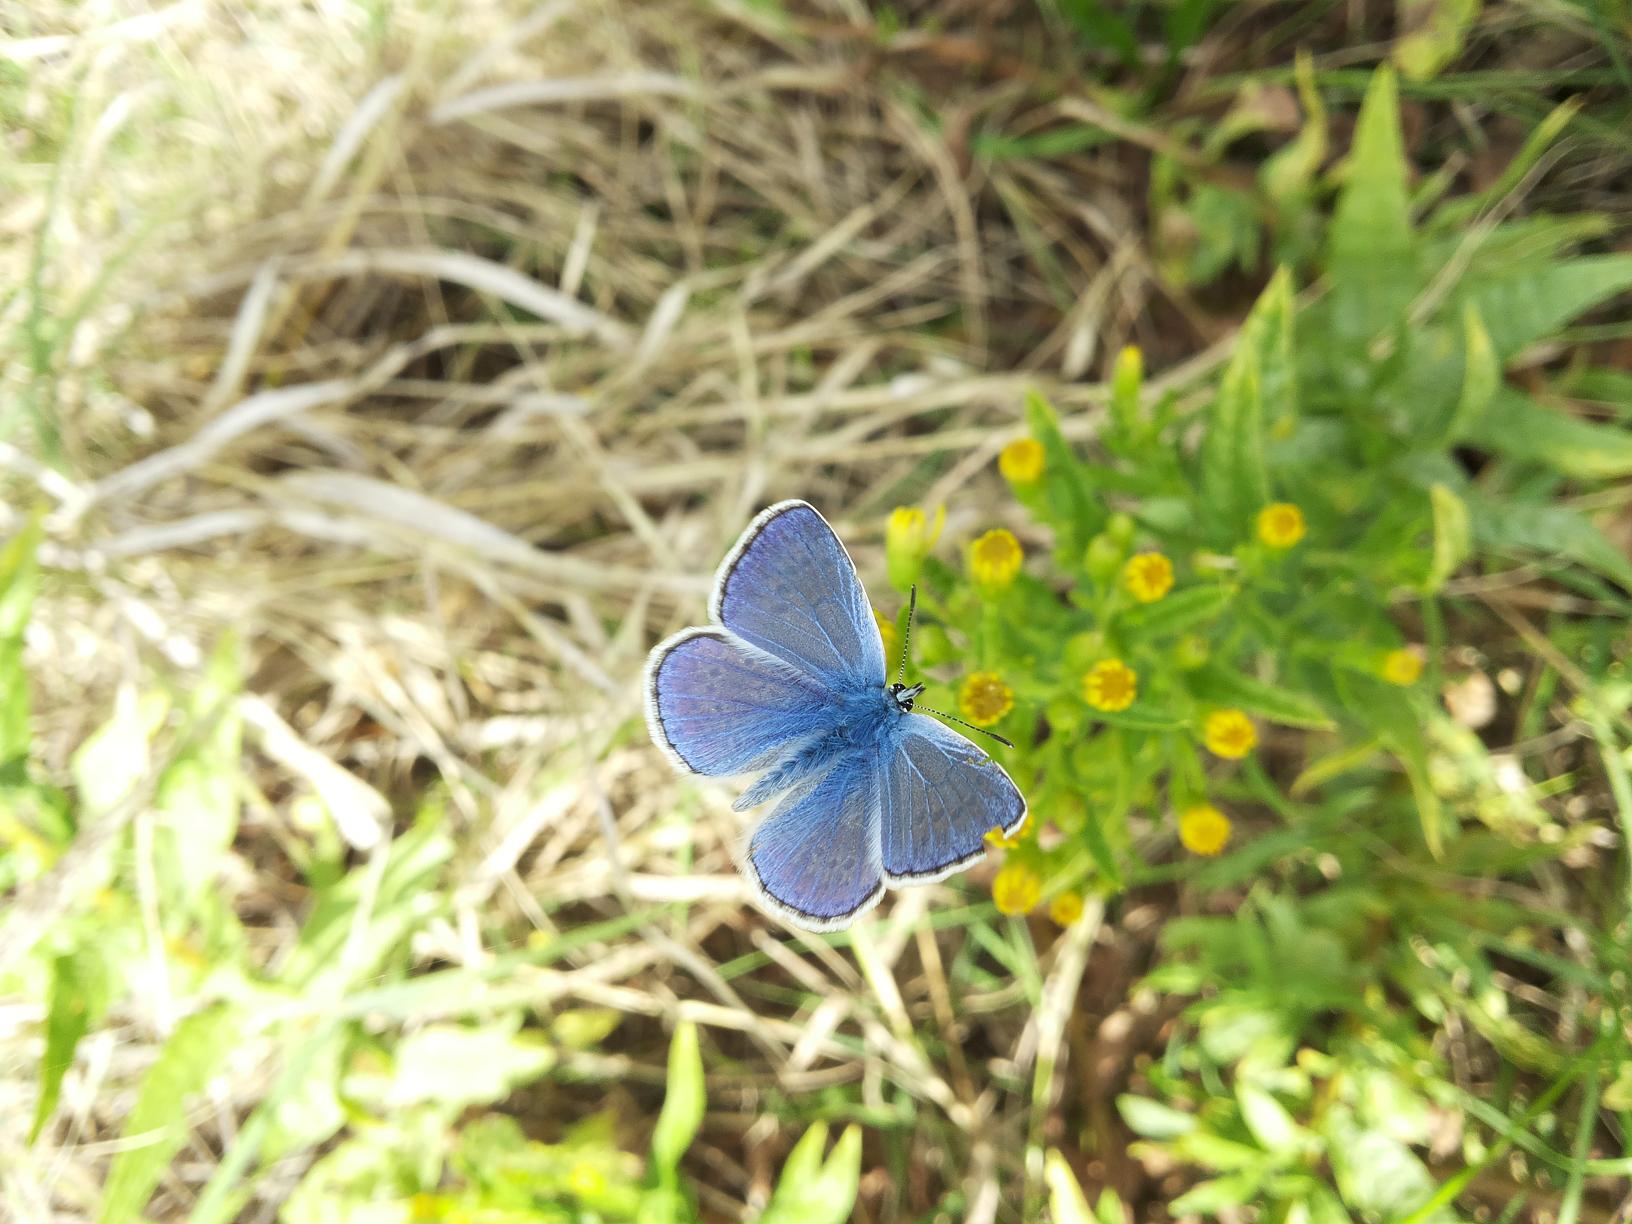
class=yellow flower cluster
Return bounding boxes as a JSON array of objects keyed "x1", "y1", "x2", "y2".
[
  {"x1": 958, "y1": 671, "x2": 1014, "y2": 727},
  {"x1": 1178, "y1": 804, "x2": 1232, "y2": 856},
  {"x1": 1122, "y1": 552, "x2": 1174, "y2": 603},
  {"x1": 992, "y1": 861, "x2": 1041, "y2": 914},
  {"x1": 971, "y1": 528, "x2": 1024, "y2": 590},
  {"x1": 1202, "y1": 708, "x2": 1256, "y2": 759},
  {"x1": 1082, "y1": 658, "x2": 1137, "y2": 712}
]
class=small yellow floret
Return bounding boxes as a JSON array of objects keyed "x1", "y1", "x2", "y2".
[
  {"x1": 958, "y1": 671, "x2": 1014, "y2": 727},
  {"x1": 1122, "y1": 552, "x2": 1175, "y2": 603},
  {"x1": 1048, "y1": 891, "x2": 1085, "y2": 926},
  {"x1": 1202, "y1": 708, "x2": 1257, "y2": 759},
  {"x1": 1257, "y1": 503, "x2": 1307, "y2": 549},
  {"x1": 1382, "y1": 648, "x2": 1424, "y2": 686},
  {"x1": 970, "y1": 528, "x2": 1024, "y2": 590},
  {"x1": 992, "y1": 861, "x2": 1042, "y2": 914},
  {"x1": 999, "y1": 438, "x2": 1046, "y2": 484},
  {"x1": 1178, "y1": 804, "x2": 1232, "y2": 856},
  {"x1": 1082, "y1": 658, "x2": 1138, "y2": 712}
]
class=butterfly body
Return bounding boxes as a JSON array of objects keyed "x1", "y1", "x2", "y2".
[{"x1": 645, "y1": 501, "x2": 1027, "y2": 931}]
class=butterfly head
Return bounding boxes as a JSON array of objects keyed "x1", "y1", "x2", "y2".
[{"x1": 888, "y1": 681, "x2": 926, "y2": 713}]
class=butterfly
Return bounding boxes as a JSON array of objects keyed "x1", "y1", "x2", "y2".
[{"x1": 644, "y1": 500, "x2": 1026, "y2": 931}]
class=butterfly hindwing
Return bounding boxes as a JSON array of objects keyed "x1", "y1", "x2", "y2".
[
  {"x1": 645, "y1": 627, "x2": 840, "y2": 777},
  {"x1": 711, "y1": 501, "x2": 886, "y2": 693},
  {"x1": 879, "y1": 716, "x2": 1026, "y2": 884},
  {"x1": 745, "y1": 753, "x2": 884, "y2": 930}
]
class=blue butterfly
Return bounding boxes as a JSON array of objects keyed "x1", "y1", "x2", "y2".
[{"x1": 644, "y1": 500, "x2": 1026, "y2": 931}]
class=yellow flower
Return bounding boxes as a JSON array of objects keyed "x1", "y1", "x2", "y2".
[
  {"x1": 568, "y1": 1163, "x2": 607, "y2": 1198},
  {"x1": 1382, "y1": 647, "x2": 1424, "y2": 686},
  {"x1": 999, "y1": 438, "x2": 1045, "y2": 484},
  {"x1": 886, "y1": 504, "x2": 946, "y2": 590},
  {"x1": 1048, "y1": 890, "x2": 1085, "y2": 926},
  {"x1": 1178, "y1": 804, "x2": 1232, "y2": 856},
  {"x1": 970, "y1": 528, "x2": 1024, "y2": 590},
  {"x1": 1122, "y1": 552, "x2": 1175, "y2": 603},
  {"x1": 958, "y1": 671, "x2": 1014, "y2": 727},
  {"x1": 1257, "y1": 502, "x2": 1306, "y2": 549},
  {"x1": 1202, "y1": 708, "x2": 1257, "y2": 759},
  {"x1": 1082, "y1": 658, "x2": 1138, "y2": 712},
  {"x1": 875, "y1": 608, "x2": 900, "y2": 662},
  {"x1": 992, "y1": 861, "x2": 1041, "y2": 914}
]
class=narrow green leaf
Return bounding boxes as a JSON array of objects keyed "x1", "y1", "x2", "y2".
[
  {"x1": 1441, "y1": 301, "x2": 1499, "y2": 442},
  {"x1": 1201, "y1": 321, "x2": 1269, "y2": 529},
  {"x1": 650, "y1": 1020, "x2": 705, "y2": 1175},
  {"x1": 1261, "y1": 50, "x2": 1326, "y2": 204},
  {"x1": 1044, "y1": 1149, "x2": 1094, "y2": 1224},
  {"x1": 1468, "y1": 387, "x2": 1632, "y2": 479},
  {"x1": 1086, "y1": 705, "x2": 1185, "y2": 733},
  {"x1": 0, "y1": 514, "x2": 44, "y2": 640},
  {"x1": 1170, "y1": 1173, "x2": 1262, "y2": 1213},
  {"x1": 1189, "y1": 665, "x2": 1335, "y2": 730},
  {"x1": 1125, "y1": 584, "x2": 1234, "y2": 637},
  {"x1": 1117, "y1": 1094, "x2": 1196, "y2": 1139},
  {"x1": 31, "y1": 950, "x2": 103, "y2": 1141},
  {"x1": 1237, "y1": 1084, "x2": 1304, "y2": 1155},
  {"x1": 759, "y1": 1123, "x2": 862, "y2": 1224},
  {"x1": 100, "y1": 1005, "x2": 241, "y2": 1224},
  {"x1": 1392, "y1": 0, "x2": 1481, "y2": 82},
  {"x1": 1024, "y1": 390, "x2": 1101, "y2": 554},
  {"x1": 1472, "y1": 497, "x2": 1632, "y2": 591},
  {"x1": 1425, "y1": 483, "x2": 1471, "y2": 593}
]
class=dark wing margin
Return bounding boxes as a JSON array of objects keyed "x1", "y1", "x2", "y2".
[
  {"x1": 879, "y1": 716, "x2": 1026, "y2": 884},
  {"x1": 709, "y1": 501, "x2": 887, "y2": 693},
  {"x1": 644, "y1": 627, "x2": 838, "y2": 777}
]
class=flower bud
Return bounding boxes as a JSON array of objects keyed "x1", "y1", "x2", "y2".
[{"x1": 885, "y1": 504, "x2": 945, "y2": 592}]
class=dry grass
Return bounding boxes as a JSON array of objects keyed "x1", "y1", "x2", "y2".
[{"x1": 0, "y1": 1, "x2": 1205, "y2": 1218}]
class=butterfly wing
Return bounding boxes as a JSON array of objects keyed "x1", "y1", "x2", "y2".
[
  {"x1": 710, "y1": 501, "x2": 886, "y2": 693},
  {"x1": 879, "y1": 716, "x2": 1027, "y2": 884},
  {"x1": 745, "y1": 754, "x2": 883, "y2": 930},
  {"x1": 645, "y1": 627, "x2": 840, "y2": 777}
]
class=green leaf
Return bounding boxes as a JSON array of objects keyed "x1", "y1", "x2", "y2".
[
  {"x1": 100, "y1": 1005, "x2": 241, "y2": 1224},
  {"x1": 1236, "y1": 1084, "x2": 1304, "y2": 1156},
  {"x1": 1043, "y1": 1149, "x2": 1094, "y2": 1224},
  {"x1": 1200, "y1": 290, "x2": 1274, "y2": 528},
  {"x1": 650, "y1": 1020, "x2": 705, "y2": 1176},
  {"x1": 1117, "y1": 1095, "x2": 1196, "y2": 1139},
  {"x1": 1170, "y1": 1173, "x2": 1261, "y2": 1214},
  {"x1": 1424, "y1": 483, "x2": 1471, "y2": 593},
  {"x1": 1261, "y1": 51, "x2": 1326, "y2": 204},
  {"x1": 1392, "y1": 0, "x2": 1481, "y2": 82},
  {"x1": 361, "y1": 1020, "x2": 555, "y2": 1112},
  {"x1": 1440, "y1": 301, "x2": 1499, "y2": 443},
  {"x1": 1024, "y1": 390, "x2": 1102, "y2": 554},
  {"x1": 1189, "y1": 665, "x2": 1335, "y2": 730},
  {"x1": 759, "y1": 1123, "x2": 862, "y2": 1224},
  {"x1": 31, "y1": 949, "x2": 106, "y2": 1141},
  {"x1": 72, "y1": 688, "x2": 167, "y2": 815},
  {"x1": 0, "y1": 515, "x2": 43, "y2": 641},
  {"x1": 1086, "y1": 705, "x2": 1186, "y2": 733},
  {"x1": 1327, "y1": 67, "x2": 1416, "y2": 341},
  {"x1": 1467, "y1": 387, "x2": 1632, "y2": 479},
  {"x1": 1125, "y1": 584, "x2": 1234, "y2": 638},
  {"x1": 1472, "y1": 497, "x2": 1632, "y2": 591},
  {"x1": 1468, "y1": 254, "x2": 1632, "y2": 360}
]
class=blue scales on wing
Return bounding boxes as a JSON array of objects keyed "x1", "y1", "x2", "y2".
[
  {"x1": 746, "y1": 754, "x2": 883, "y2": 929},
  {"x1": 878, "y1": 717, "x2": 1027, "y2": 883},
  {"x1": 645, "y1": 628, "x2": 840, "y2": 777},
  {"x1": 710, "y1": 501, "x2": 886, "y2": 693}
]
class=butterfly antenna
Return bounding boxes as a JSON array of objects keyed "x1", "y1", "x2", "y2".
[
  {"x1": 913, "y1": 703, "x2": 1016, "y2": 750},
  {"x1": 894, "y1": 584, "x2": 916, "y2": 688}
]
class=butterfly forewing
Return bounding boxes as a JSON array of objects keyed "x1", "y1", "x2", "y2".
[
  {"x1": 710, "y1": 501, "x2": 886, "y2": 693},
  {"x1": 645, "y1": 627, "x2": 839, "y2": 777},
  {"x1": 879, "y1": 717, "x2": 1026, "y2": 883}
]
